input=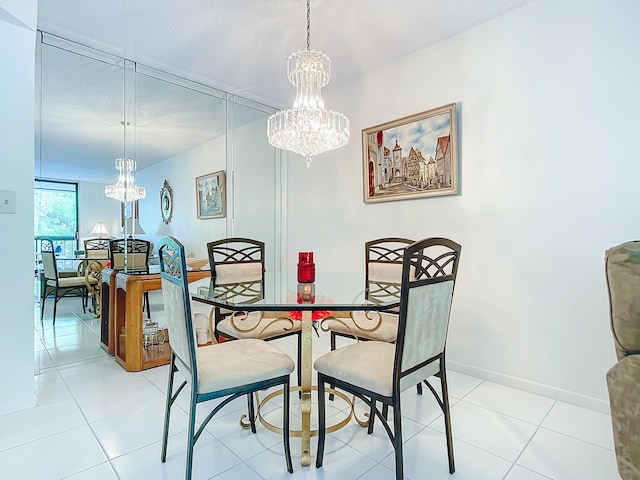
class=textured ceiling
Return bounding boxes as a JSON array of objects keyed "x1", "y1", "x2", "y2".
[{"x1": 36, "y1": 0, "x2": 537, "y2": 182}]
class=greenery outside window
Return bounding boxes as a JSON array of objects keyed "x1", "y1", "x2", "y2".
[{"x1": 34, "y1": 179, "x2": 79, "y2": 271}]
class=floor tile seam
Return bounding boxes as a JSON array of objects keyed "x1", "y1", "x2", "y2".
[
  {"x1": 355, "y1": 462, "x2": 391, "y2": 479},
  {"x1": 45, "y1": 353, "x2": 109, "y2": 371},
  {"x1": 452, "y1": 378, "x2": 485, "y2": 401},
  {"x1": 423, "y1": 424, "x2": 522, "y2": 466},
  {"x1": 207, "y1": 461, "x2": 248, "y2": 480},
  {"x1": 235, "y1": 453, "x2": 271, "y2": 480},
  {"x1": 41, "y1": 334, "x2": 103, "y2": 346},
  {"x1": 45, "y1": 355, "x2": 109, "y2": 370},
  {"x1": 346, "y1": 422, "x2": 427, "y2": 462},
  {"x1": 57, "y1": 460, "x2": 120, "y2": 480},
  {"x1": 51, "y1": 355, "x2": 115, "y2": 376},
  {"x1": 534, "y1": 425, "x2": 615, "y2": 452},
  {"x1": 453, "y1": 397, "x2": 551, "y2": 428},
  {"x1": 531, "y1": 398, "x2": 615, "y2": 448},
  {"x1": 502, "y1": 463, "x2": 555, "y2": 480},
  {"x1": 65, "y1": 376, "x2": 145, "y2": 398},
  {"x1": 70, "y1": 375, "x2": 161, "y2": 404},
  {"x1": 60, "y1": 373, "x2": 115, "y2": 466},
  {"x1": 93, "y1": 427, "x2": 190, "y2": 466},
  {"x1": 0, "y1": 422, "x2": 90, "y2": 454},
  {"x1": 81, "y1": 398, "x2": 169, "y2": 425},
  {"x1": 507, "y1": 410, "x2": 552, "y2": 478},
  {"x1": 216, "y1": 431, "x2": 287, "y2": 463}
]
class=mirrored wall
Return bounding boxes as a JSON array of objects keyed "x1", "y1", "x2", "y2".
[
  {"x1": 37, "y1": 31, "x2": 283, "y2": 253},
  {"x1": 35, "y1": 32, "x2": 284, "y2": 372}
]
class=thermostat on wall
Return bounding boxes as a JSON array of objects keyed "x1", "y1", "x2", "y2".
[{"x1": 0, "y1": 190, "x2": 16, "y2": 214}]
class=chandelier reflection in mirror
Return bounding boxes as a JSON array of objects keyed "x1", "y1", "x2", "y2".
[
  {"x1": 267, "y1": 0, "x2": 350, "y2": 167},
  {"x1": 105, "y1": 158, "x2": 146, "y2": 202}
]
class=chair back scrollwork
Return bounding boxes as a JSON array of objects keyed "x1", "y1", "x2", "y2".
[
  {"x1": 109, "y1": 238, "x2": 151, "y2": 273},
  {"x1": 84, "y1": 238, "x2": 110, "y2": 259}
]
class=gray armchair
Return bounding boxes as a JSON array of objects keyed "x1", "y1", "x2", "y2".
[{"x1": 605, "y1": 241, "x2": 640, "y2": 480}]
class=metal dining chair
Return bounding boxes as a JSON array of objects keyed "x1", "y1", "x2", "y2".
[
  {"x1": 326, "y1": 237, "x2": 414, "y2": 349},
  {"x1": 158, "y1": 236, "x2": 295, "y2": 479},
  {"x1": 314, "y1": 237, "x2": 461, "y2": 479},
  {"x1": 84, "y1": 238, "x2": 110, "y2": 259},
  {"x1": 109, "y1": 238, "x2": 152, "y2": 319},
  {"x1": 40, "y1": 237, "x2": 92, "y2": 324},
  {"x1": 207, "y1": 237, "x2": 302, "y2": 388}
]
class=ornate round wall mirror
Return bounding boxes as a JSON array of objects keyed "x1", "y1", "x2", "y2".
[{"x1": 160, "y1": 180, "x2": 173, "y2": 224}]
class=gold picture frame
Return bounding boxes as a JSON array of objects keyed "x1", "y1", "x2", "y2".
[{"x1": 362, "y1": 103, "x2": 458, "y2": 203}]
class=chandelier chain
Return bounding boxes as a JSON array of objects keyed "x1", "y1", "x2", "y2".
[
  {"x1": 266, "y1": 0, "x2": 350, "y2": 166},
  {"x1": 306, "y1": 0, "x2": 311, "y2": 50}
]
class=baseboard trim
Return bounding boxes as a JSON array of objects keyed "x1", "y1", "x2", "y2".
[{"x1": 447, "y1": 360, "x2": 610, "y2": 414}]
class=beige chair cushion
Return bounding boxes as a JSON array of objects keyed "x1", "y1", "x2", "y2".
[
  {"x1": 215, "y1": 262, "x2": 262, "y2": 284},
  {"x1": 314, "y1": 342, "x2": 397, "y2": 396},
  {"x1": 314, "y1": 341, "x2": 439, "y2": 397},
  {"x1": 55, "y1": 276, "x2": 89, "y2": 288},
  {"x1": 217, "y1": 312, "x2": 302, "y2": 340},
  {"x1": 369, "y1": 262, "x2": 403, "y2": 283},
  {"x1": 326, "y1": 311, "x2": 399, "y2": 343},
  {"x1": 86, "y1": 249, "x2": 109, "y2": 259},
  {"x1": 111, "y1": 252, "x2": 148, "y2": 271},
  {"x1": 196, "y1": 338, "x2": 294, "y2": 393}
]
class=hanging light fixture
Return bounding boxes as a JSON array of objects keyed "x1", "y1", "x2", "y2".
[
  {"x1": 104, "y1": 158, "x2": 146, "y2": 202},
  {"x1": 267, "y1": 0, "x2": 350, "y2": 167}
]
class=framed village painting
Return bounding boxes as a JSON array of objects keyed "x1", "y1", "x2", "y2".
[
  {"x1": 362, "y1": 103, "x2": 458, "y2": 203},
  {"x1": 196, "y1": 170, "x2": 226, "y2": 219}
]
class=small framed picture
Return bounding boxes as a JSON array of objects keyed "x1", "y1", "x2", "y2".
[
  {"x1": 362, "y1": 103, "x2": 458, "y2": 203},
  {"x1": 196, "y1": 170, "x2": 226, "y2": 219}
]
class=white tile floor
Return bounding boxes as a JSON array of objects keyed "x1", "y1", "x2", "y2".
[{"x1": 1, "y1": 297, "x2": 619, "y2": 479}]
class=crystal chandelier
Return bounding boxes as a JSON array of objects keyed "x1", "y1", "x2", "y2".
[
  {"x1": 267, "y1": 0, "x2": 350, "y2": 167},
  {"x1": 104, "y1": 158, "x2": 146, "y2": 202}
]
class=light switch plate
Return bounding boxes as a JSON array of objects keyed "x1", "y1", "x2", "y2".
[{"x1": 0, "y1": 190, "x2": 16, "y2": 214}]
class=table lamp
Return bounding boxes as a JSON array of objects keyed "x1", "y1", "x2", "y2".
[{"x1": 90, "y1": 221, "x2": 109, "y2": 238}]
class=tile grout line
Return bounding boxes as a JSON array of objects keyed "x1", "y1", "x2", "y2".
[
  {"x1": 57, "y1": 344, "x2": 124, "y2": 480},
  {"x1": 501, "y1": 399, "x2": 558, "y2": 480}
]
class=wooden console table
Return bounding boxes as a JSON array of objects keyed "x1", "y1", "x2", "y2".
[
  {"x1": 100, "y1": 268, "x2": 118, "y2": 354},
  {"x1": 100, "y1": 268, "x2": 210, "y2": 371}
]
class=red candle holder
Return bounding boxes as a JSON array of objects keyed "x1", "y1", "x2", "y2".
[
  {"x1": 298, "y1": 252, "x2": 314, "y2": 264},
  {"x1": 297, "y1": 251, "x2": 315, "y2": 283}
]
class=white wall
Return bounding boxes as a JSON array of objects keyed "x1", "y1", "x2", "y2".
[
  {"x1": 136, "y1": 135, "x2": 227, "y2": 257},
  {"x1": 285, "y1": 0, "x2": 640, "y2": 408},
  {"x1": 0, "y1": 1, "x2": 36, "y2": 415},
  {"x1": 78, "y1": 181, "x2": 121, "y2": 242}
]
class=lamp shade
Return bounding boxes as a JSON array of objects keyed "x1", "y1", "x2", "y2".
[
  {"x1": 90, "y1": 221, "x2": 109, "y2": 238},
  {"x1": 122, "y1": 218, "x2": 145, "y2": 235}
]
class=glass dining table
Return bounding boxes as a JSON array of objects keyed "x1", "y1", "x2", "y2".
[{"x1": 190, "y1": 271, "x2": 400, "y2": 466}]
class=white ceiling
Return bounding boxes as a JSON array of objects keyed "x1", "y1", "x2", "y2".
[{"x1": 36, "y1": 0, "x2": 536, "y2": 183}]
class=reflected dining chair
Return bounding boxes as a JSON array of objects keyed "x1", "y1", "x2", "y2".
[
  {"x1": 326, "y1": 237, "x2": 414, "y2": 350},
  {"x1": 158, "y1": 236, "x2": 294, "y2": 479},
  {"x1": 84, "y1": 237, "x2": 110, "y2": 260},
  {"x1": 109, "y1": 238, "x2": 152, "y2": 319},
  {"x1": 80, "y1": 238, "x2": 110, "y2": 312},
  {"x1": 315, "y1": 237, "x2": 461, "y2": 479},
  {"x1": 207, "y1": 237, "x2": 302, "y2": 387},
  {"x1": 40, "y1": 237, "x2": 93, "y2": 324}
]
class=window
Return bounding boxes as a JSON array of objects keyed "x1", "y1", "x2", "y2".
[{"x1": 34, "y1": 180, "x2": 79, "y2": 266}]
